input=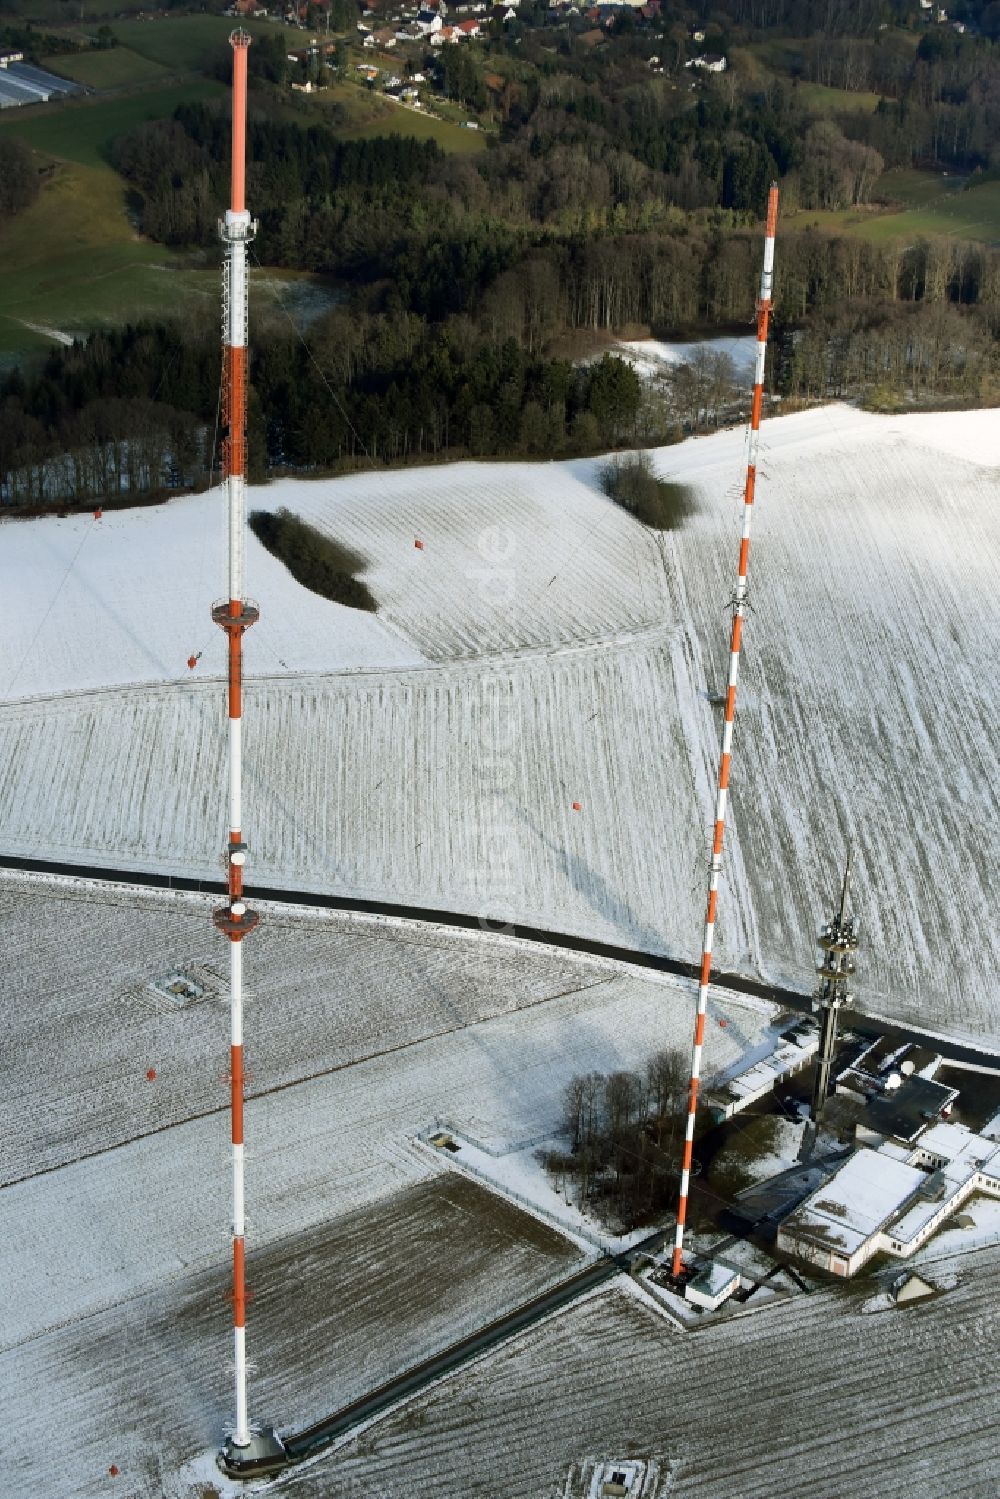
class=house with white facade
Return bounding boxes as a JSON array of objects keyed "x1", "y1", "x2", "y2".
[{"x1": 778, "y1": 1123, "x2": 1000, "y2": 1277}]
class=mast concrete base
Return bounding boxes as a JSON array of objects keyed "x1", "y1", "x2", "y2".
[{"x1": 218, "y1": 1426, "x2": 290, "y2": 1481}]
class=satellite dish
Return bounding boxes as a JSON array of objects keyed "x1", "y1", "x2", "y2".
[
  {"x1": 900, "y1": 1059, "x2": 915, "y2": 1076},
  {"x1": 885, "y1": 1071, "x2": 902, "y2": 1091}
]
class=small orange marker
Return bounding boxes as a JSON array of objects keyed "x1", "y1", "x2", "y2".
[
  {"x1": 109, "y1": 1466, "x2": 120, "y2": 1478},
  {"x1": 94, "y1": 507, "x2": 103, "y2": 521},
  {"x1": 572, "y1": 801, "x2": 582, "y2": 812},
  {"x1": 718, "y1": 1019, "x2": 727, "y2": 1029},
  {"x1": 146, "y1": 1068, "x2": 157, "y2": 1081},
  {"x1": 414, "y1": 538, "x2": 424, "y2": 550}
]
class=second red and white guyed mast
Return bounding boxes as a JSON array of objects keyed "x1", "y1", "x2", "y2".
[
  {"x1": 213, "y1": 29, "x2": 263, "y2": 1463},
  {"x1": 671, "y1": 184, "x2": 779, "y2": 1280}
]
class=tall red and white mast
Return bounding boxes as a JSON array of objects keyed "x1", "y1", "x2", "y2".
[
  {"x1": 671, "y1": 185, "x2": 779, "y2": 1280},
  {"x1": 213, "y1": 32, "x2": 281, "y2": 1476}
]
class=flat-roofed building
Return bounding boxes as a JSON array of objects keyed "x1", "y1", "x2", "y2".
[
  {"x1": 777, "y1": 1148, "x2": 927, "y2": 1276},
  {"x1": 706, "y1": 1018, "x2": 819, "y2": 1122},
  {"x1": 779, "y1": 1123, "x2": 1000, "y2": 1276}
]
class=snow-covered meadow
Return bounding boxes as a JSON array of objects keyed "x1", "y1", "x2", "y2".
[
  {"x1": 316, "y1": 1245, "x2": 1000, "y2": 1498},
  {"x1": 615, "y1": 333, "x2": 759, "y2": 381},
  {"x1": 0, "y1": 874, "x2": 777, "y2": 1496},
  {"x1": 0, "y1": 405, "x2": 997, "y2": 1045}
]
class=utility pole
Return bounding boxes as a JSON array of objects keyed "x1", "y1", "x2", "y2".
[
  {"x1": 811, "y1": 849, "x2": 859, "y2": 1123},
  {"x1": 671, "y1": 185, "x2": 779, "y2": 1281}
]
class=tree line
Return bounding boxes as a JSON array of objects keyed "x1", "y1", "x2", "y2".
[
  {"x1": 0, "y1": 138, "x2": 40, "y2": 218},
  {"x1": 1, "y1": 280, "x2": 992, "y2": 505},
  {"x1": 0, "y1": 322, "x2": 651, "y2": 503}
]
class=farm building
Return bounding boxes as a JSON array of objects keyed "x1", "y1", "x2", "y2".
[
  {"x1": 0, "y1": 60, "x2": 79, "y2": 108},
  {"x1": 778, "y1": 1124, "x2": 1000, "y2": 1276}
]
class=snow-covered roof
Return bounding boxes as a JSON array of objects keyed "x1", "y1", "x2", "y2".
[
  {"x1": 688, "y1": 1259, "x2": 739, "y2": 1297},
  {"x1": 866, "y1": 1075, "x2": 957, "y2": 1142},
  {"x1": 719, "y1": 1028, "x2": 818, "y2": 1102},
  {"x1": 889, "y1": 1123, "x2": 1000, "y2": 1248},
  {"x1": 914, "y1": 1121, "x2": 1000, "y2": 1173},
  {"x1": 784, "y1": 1149, "x2": 927, "y2": 1257}
]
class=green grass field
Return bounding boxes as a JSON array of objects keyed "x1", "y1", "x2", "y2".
[
  {"x1": 95, "y1": 14, "x2": 284, "y2": 73},
  {"x1": 793, "y1": 81, "x2": 882, "y2": 115},
  {"x1": 0, "y1": 75, "x2": 224, "y2": 165},
  {"x1": 40, "y1": 45, "x2": 171, "y2": 90},
  {"x1": 0, "y1": 78, "x2": 229, "y2": 355},
  {"x1": 345, "y1": 103, "x2": 488, "y2": 152},
  {"x1": 294, "y1": 76, "x2": 489, "y2": 152},
  {"x1": 0, "y1": 77, "x2": 224, "y2": 168},
  {"x1": 0, "y1": 156, "x2": 217, "y2": 355},
  {"x1": 786, "y1": 169, "x2": 1000, "y2": 245}
]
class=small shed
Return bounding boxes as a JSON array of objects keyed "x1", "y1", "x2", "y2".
[{"x1": 685, "y1": 1258, "x2": 740, "y2": 1310}]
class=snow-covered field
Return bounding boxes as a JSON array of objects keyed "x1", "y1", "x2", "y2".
[
  {"x1": 0, "y1": 876, "x2": 772, "y2": 1345},
  {"x1": 5, "y1": 1174, "x2": 581, "y2": 1499},
  {"x1": 1, "y1": 875, "x2": 778, "y2": 1497},
  {"x1": 314, "y1": 1246, "x2": 1000, "y2": 1498},
  {"x1": 1, "y1": 405, "x2": 998, "y2": 1046},
  {"x1": 615, "y1": 333, "x2": 759, "y2": 381}
]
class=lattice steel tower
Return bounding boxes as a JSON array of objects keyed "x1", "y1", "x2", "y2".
[{"x1": 811, "y1": 849, "x2": 859, "y2": 1122}]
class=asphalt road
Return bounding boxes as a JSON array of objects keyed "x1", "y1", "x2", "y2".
[
  {"x1": 3, "y1": 851, "x2": 998, "y2": 1072},
  {"x1": 282, "y1": 1254, "x2": 624, "y2": 1468}
]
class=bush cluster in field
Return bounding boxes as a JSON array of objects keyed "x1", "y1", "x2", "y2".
[
  {"x1": 546, "y1": 1049, "x2": 693, "y2": 1231},
  {"x1": 600, "y1": 452, "x2": 695, "y2": 531},
  {"x1": 249, "y1": 508, "x2": 376, "y2": 612}
]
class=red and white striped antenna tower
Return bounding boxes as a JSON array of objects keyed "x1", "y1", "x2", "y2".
[
  {"x1": 670, "y1": 184, "x2": 779, "y2": 1280},
  {"x1": 214, "y1": 32, "x2": 284, "y2": 1478}
]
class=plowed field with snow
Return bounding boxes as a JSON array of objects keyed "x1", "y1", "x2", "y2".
[
  {"x1": 314, "y1": 1250, "x2": 1000, "y2": 1499},
  {"x1": 0, "y1": 405, "x2": 997, "y2": 1045},
  {"x1": 1, "y1": 874, "x2": 780, "y2": 1497},
  {"x1": 0, "y1": 875, "x2": 774, "y2": 1348}
]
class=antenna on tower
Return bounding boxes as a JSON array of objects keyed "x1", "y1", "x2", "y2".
[
  {"x1": 670, "y1": 184, "x2": 779, "y2": 1282},
  {"x1": 810, "y1": 844, "x2": 859, "y2": 1125},
  {"x1": 215, "y1": 31, "x2": 285, "y2": 1480}
]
